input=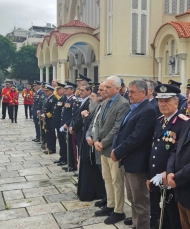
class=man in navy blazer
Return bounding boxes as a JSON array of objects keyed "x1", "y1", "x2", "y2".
[{"x1": 111, "y1": 80, "x2": 157, "y2": 229}]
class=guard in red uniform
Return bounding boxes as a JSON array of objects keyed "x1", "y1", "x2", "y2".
[
  {"x1": 8, "y1": 85, "x2": 19, "y2": 123},
  {"x1": 1, "y1": 80, "x2": 11, "y2": 119},
  {"x1": 22, "y1": 84, "x2": 34, "y2": 119}
]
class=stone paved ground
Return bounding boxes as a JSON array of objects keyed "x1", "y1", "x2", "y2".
[{"x1": 0, "y1": 95, "x2": 132, "y2": 229}]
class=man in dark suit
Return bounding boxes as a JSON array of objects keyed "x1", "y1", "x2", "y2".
[
  {"x1": 111, "y1": 80, "x2": 157, "y2": 229},
  {"x1": 32, "y1": 80, "x2": 43, "y2": 142},
  {"x1": 147, "y1": 84, "x2": 184, "y2": 229},
  {"x1": 94, "y1": 76, "x2": 130, "y2": 225},
  {"x1": 167, "y1": 114, "x2": 190, "y2": 228},
  {"x1": 144, "y1": 79, "x2": 161, "y2": 117},
  {"x1": 120, "y1": 78, "x2": 129, "y2": 101}
]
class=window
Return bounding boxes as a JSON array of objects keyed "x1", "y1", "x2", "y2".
[
  {"x1": 187, "y1": 0, "x2": 190, "y2": 10},
  {"x1": 166, "y1": 51, "x2": 170, "y2": 75},
  {"x1": 179, "y1": 0, "x2": 185, "y2": 13},
  {"x1": 107, "y1": 0, "x2": 113, "y2": 54},
  {"x1": 172, "y1": 0, "x2": 177, "y2": 14},
  {"x1": 165, "y1": 0, "x2": 170, "y2": 13},
  {"x1": 131, "y1": 0, "x2": 149, "y2": 55}
]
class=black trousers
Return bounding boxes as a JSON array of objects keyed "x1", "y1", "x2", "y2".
[
  {"x1": 33, "y1": 115, "x2": 40, "y2": 139},
  {"x1": 9, "y1": 105, "x2": 18, "y2": 122},
  {"x1": 57, "y1": 129, "x2": 67, "y2": 162},
  {"x1": 68, "y1": 133, "x2": 77, "y2": 169},
  {"x1": 45, "y1": 128, "x2": 56, "y2": 152},
  {"x1": 2, "y1": 102, "x2": 10, "y2": 118},
  {"x1": 150, "y1": 189, "x2": 182, "y2": 229},
  {"x1": 24, "y1": 104, "x2": 32, "y2": 118}
]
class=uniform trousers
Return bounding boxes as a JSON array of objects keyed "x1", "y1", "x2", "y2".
[
  {"x1": 101, "y1": 155, "x2": 125, "y2": 213},
  {"x1": 9, "y1": 105, "x2": 18, "y2": 122},
  {"x1": 68, "y1": 133, "x2": 77, "y2": 169},
  {"x1": 24, "y1": 104, "x2": 32, "y2": 118},
  {"x1": 150, "y1": 188, "x2": 181, "y2": 229},
  {"x1": 45, "y1": 128, "x2": 56, "y2": 152},
  {"x1": 33, "y1": 115, "x2": 40, "y2": 139},
  {"x1": 2, "y1": 102, "x2": 10, "y2": 118},
  {"x1": 178, "y1": 202, "x2": 190, "y2": 229},
  {"x1": 125, "y1": 173, "x2": 150, "y2": 229},
  {"x1": 57, "y1": 129, "x2": 67, "y2": 162}
]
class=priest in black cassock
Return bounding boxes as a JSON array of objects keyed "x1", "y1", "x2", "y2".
[{"x1": 77, "y1": 85, "x2": 105, "y2": 201}]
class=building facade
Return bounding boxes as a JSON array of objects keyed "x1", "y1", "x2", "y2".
[{"x1": 36, "y1": 0, "x2": 190, "y2": 93}]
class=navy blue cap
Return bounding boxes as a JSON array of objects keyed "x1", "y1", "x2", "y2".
[
  {"x1": 76, "y1": 74, "x2": 91, "y2": 82},
  {"x1": 41, "y1": 82, "x2": 51, "y2": 87},
  {"x1": 155, "y1": 84, "x2": 181, "y2": 98},
  {"x1": 65, "y1": 81, "x2": 77, "y2": 89},
  {"x1": 33, "y1": 80, "x2": 41, "y2": 86},
  {"x1": 56, "y1": 82, "x2": 66, "y2": 88},
  {"x1": 44, "y1": 84, "x2": 54, "y2": 91},
  {"x1": 157, "y1": 81, "x2": 162, "y2": 85},
  {"x1": 168, "y1": 80, "x2": 182, "y2": 87}
]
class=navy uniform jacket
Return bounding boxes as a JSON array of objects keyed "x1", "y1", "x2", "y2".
[
  {"x1": 179, "y1": 98, "x2": 187, "y2": 115},
  {"x1": 148, "y1": 113, "x2": 186, "y2": 188},
  {"x1": 51, "y1": 95, "x2": 67, "y2": 129},
  {"x1": 150, "y1": 98, "x2": 161, "y2": 117},
  {"x1": 43, "y1": 95, "x2": 58, "y2": 131},
  {"x1": 60, "y1": 95, "x2": 76, "y2": 127},
  {"x1": 177, "y1": 93, "x2": 186, "y2": 109},
  {"x1": 113, "y1": 99, "x2": 157, "y2": 173},
  {"x1": 32, "y1": 89, "x2": 43, "y2": 116},
  {"x1": 167, "y1": 118, "x2": 190, "y2": 209},
  {"x1": 38, "y1": 92, "x2": 47, "y2": 113}
]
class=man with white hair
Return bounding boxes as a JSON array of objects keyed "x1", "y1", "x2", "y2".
[{"x1": 94, "y1": 75, "x2": 130, "y2": 224}]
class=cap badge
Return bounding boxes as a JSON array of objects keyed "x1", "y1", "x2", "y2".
[{"x1": 160, "y1": 86, "x2": 167, "y2": 92}]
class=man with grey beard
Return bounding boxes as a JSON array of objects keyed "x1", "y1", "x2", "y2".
[{"x1": 77, "y1": 84, "x2": 105, "y2": 202}]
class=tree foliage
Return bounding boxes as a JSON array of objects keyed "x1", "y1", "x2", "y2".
[
  {"x1": 0, "y1": 35, "x2": 16, "y2": 74},
  {"x1": 10, "y1": 45, "x2": 40, "y2": 82}
]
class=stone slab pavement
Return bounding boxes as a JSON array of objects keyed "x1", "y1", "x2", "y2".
[{"x1": 0, "y1": 98, "x2": 132, "y2": 229}]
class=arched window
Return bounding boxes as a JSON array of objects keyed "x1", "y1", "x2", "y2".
[
  {"x1": 131, "y1": 0, "x2": 149, "y2": 55},
  {"x1": 166, "y1": 51, "x2": 170, "y2": 75}
]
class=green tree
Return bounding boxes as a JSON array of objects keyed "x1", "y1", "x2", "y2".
[
  {"x1": 0, "y1": 70, "x2": 5, "y2": 84},
  {"x1": 11, "y1": 45, "x2": 40, "y2": 82},
  {"x1": 0, "y1": 35, "x2": 16, "y2": 74}
]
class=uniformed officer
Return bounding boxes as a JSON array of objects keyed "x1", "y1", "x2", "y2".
[
  {"x1": 60, "y1": 82, "x2": 77, "y2": 171},
  {"x1": 147, "y1": 84, "x2": 187, "y2": 229},
  {"x1": 22, "y1": 84, "x2": 34, "y2": 119},
  {"x1": 1, "y1": 80, "x2": 11, "y2": 119},
  {"x1": 41, "y1": 84, "x2": 58, "y2": 154},
  {"x1": 168, "y1": 80, "x2": 185, "y2": 109},
  {"x1": 180, "y1": 79, "x2": 190, "y2": 115},
  {"x1": 52, "y1": 82, "x2": 67, "y2": 165},
  {"x1": 75, "y1": 74, "x2": 91, "y2": 97},
  {"x1": 32, "y1": 80, "x2": 43, "y2": 142},
  {"x1": 119, "y1": 78, "x2": 129, "y2": 101}
]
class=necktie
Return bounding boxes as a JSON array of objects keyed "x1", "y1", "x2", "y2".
[
  {"x1": 102, "y1": 100, "x2": 111, "y2": 122},
  {"x1": 162, "y1": 118, "x2": 168, "y2": 129}
]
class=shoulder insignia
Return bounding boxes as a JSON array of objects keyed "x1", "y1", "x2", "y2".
[
  {"x1": 171, "y1": 116, "x2": 178, "y2": 124},
  {"x1": 158, "y1": 115, "x2": 164, "y2": 119},
  {"x1": 178, "y1": 113, "x2": 190, "y2": 121},
  {"x1": 183, "y1": 98, "x2": 187, "y2": 101}
]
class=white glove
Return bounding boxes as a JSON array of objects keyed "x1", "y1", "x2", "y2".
[
  {"x1": 150, "y1": 173, "x2": 171, "y2": 189},
  {"x1": 59, "y1": 126, "x2": 64, "y2": 132}
]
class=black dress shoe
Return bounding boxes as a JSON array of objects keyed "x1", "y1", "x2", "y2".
[
  {"x1": 74, "y1": 183, "x2": 78, "y2": 187},
  {"x1": 94, "y1": 198, "x2": 107, "y2": 207},
  {"x1": 57, "y1": 161, "x2": 67, "y2": 166},
  {"x1": 34, "y1": 139, "x2": 40, "y2": 142},
  {"x1": 104, "y1": 212, "x2": 126, "y2": 225},
  {"x1": 32, "y1": 138, "x2": 37, "y2": 141},
  {"x1": 124, "y1": 217, "x2": 133, "y2": 225},
  {"x1": 41, "y1": 145, "x2": 46, "y2": 150},
  {"x1": 1, "y1": 117, "x2": 5, "y2": 119},
  {"x1": 95, "y1": 207, "x2": 114, "y2": 217},
  {"x1": 65, "y1": 167, "x2": 77, "y2": 172},
  {"x1": 54, "y1": 158, "x2": 63, "y2": 164},
  {"x1": 44, "y1": 151, "x2": 56, "y2": 155},
  {"x1": 73, "y1": 174, "x2": 78, "y2": 177}
]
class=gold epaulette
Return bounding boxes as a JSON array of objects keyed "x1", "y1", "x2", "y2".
[
  {"x1": 53, "y1": 90, "x2": 61, "y2": 100},
  {"x1": 158, "y1": 115, "x2": 164, "y2": 119},
  {"x1": 46, "y1": 112, "x2": 52, "y2": 118},
  {"x1": 178, "y1": 114, "x2": 190, "y2": 121}
]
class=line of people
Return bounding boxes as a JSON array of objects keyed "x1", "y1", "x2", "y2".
[{"x1": 31, "y1": 75, "x2": 190, "y2": 229}]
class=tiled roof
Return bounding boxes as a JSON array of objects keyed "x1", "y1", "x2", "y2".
[
  {"x1": 57, "y1": 20, "x2": 94, "y2": 30},
  {"x1": 152, "y1": 21, "x2": 190, "y2": 46},
  {"x1": 41, "y1": 35, "x2": 50, "y2": 48},
  {"x1": 176, "y1": 10, "x2": 190, "y2": 18}
]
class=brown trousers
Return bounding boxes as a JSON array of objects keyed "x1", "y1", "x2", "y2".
[{"x1": 178, "y1": 202, "x2": 190, "y2": 229}]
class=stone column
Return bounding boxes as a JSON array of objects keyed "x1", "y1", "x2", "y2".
[
  {"x1": 51, "y1": 61, "x2": 58, "y2": 79},
  {"x1": 59, "y1": 59, "x2": 66, "y2": 83},
  {"x1": 45, "y1": 64, "x2": 50, "y2": 83},
  {"x1": 155, "y1": 57, "x2": 163, "y2": 82},
  {"x1": 178, "y1": 53, "x2": 187, "y2": 94},
  {"x1": 39, "y1": 66, "x2": 44, "y2": 82}
]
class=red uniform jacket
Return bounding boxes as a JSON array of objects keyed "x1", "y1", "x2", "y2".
[
  {"x1": 2, "y1": 87, "x2": 11, "y2": 103},
  {"x1": 8, "y1": 91, "x2": 19, "y2": 106},
  {"x1": 22, "y1": 89, "x2": 34, "y2": 105}
]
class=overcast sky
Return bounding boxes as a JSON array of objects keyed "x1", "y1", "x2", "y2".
[{"x1": 0, "y1": 0, "x2": 56, "y2": 36}]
